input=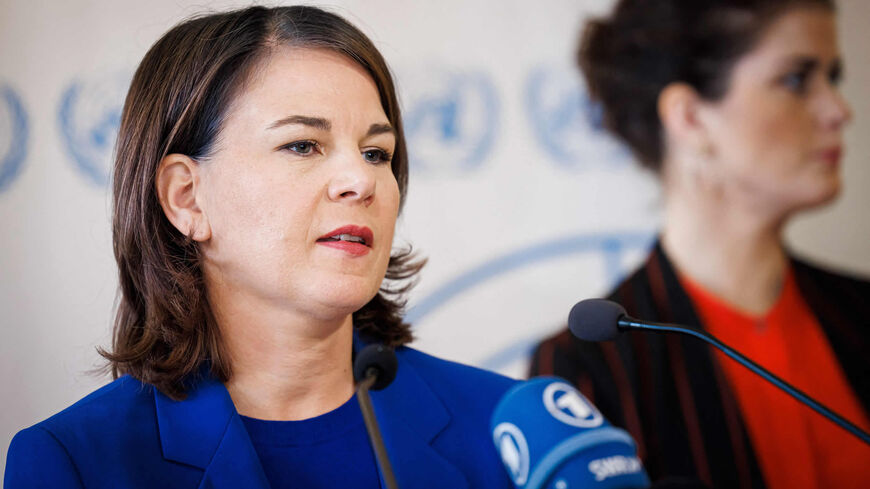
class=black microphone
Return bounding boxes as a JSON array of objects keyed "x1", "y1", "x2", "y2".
[
  {"x1": 568, "y1": 298, "x2": 870, "y2": 446},
  {"x1": 353, "y1": 344, "x2": 400, "y2": 489}
]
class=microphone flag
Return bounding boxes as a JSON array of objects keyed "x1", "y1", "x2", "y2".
[{"x1": 491, "y1": 377, "x2": 650, "y2": 489}]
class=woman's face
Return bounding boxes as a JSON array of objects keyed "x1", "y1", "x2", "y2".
[
  {"x1": 699, "y1": 7, "x2": 851, "y2": 215},
  {"x1": 198, "y1": 47, "x2": 400, "y2": 321}
]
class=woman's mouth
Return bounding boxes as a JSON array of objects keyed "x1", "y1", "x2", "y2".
[
  {"x1": 316, "y1": 225, "x2": 373, "y2": 256},
  {"x1": 818, "y1": 146, "x2": 842, "y2": 168}
]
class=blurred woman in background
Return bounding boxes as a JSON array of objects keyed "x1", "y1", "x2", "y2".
[
  {"x1": 5, "y1": 6, "x2": 514, "y2": 488},
  {"x1": 531, "y1": 0, "x2": 870, "y2": 487}
]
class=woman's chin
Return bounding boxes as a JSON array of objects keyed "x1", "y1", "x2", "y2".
[
  {"x1": 796, "y1": 178, "x2": 842, "y2": 212},
  {"x1": 307, "y1": 283, "x2": 381, "y2": 319}
]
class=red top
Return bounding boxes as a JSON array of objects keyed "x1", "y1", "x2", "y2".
[{"x1": 680, "y1": 268, "x2": 870, "y2": 489}]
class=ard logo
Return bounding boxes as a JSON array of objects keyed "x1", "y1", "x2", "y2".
[
  {"x1": 0, "y1": 85, "x2": 28, "y2": 194},
  {"x1": 403, "y1": 70, "x2": 499, "y2": 175},
  {"x1": 58, "y1": 74, "x2": 128, "y2": 186},
  {"x1": 543, "y1": 381, "x2": 604, "y2": 428},
  {"x1": 492, "y1": 422, "x2": 530, "y2": 485}
]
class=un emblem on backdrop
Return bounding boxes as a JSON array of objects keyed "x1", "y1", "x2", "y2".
[
  {"x1": 58, "y1": 74, "x2": 128, "y2": 186},
  {"x1": 524, "y1": 66, "x2": 629, "y2": 170},
  {"x1": 402, "y1": 70, "x2": 499, "y2": 175},
  {"x1": 0, "y1": 84, "x2": 29, "y2": 194}
]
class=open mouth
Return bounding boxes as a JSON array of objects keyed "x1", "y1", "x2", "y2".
[
  {"x1": 316, "y1": 225, "x2": 374, "y2": 256},
  {"x1": 318, "y1": 233, "x2": 368, "y2": 246}
]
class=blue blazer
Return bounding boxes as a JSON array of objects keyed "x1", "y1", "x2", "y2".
[{"x1": 5, "y1": 346, "x2": 517, "y2": 488}]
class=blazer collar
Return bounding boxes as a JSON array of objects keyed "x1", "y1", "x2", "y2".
[
  {"x1": 154, "y1": 377, "x2": 270, "y2": 489},
  {"x1": 153, "y1": 336, "x2": 468, "y2": 489},
  {"x1": 355, "y1": 334, "x2": 470, "y2": 488},
  {"x1": 353, "y1": 333, "x2": 451, "y2": 442}
]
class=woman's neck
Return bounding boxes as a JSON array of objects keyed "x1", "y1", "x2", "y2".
[
  {"x1": 217, "y1": 302, "x2": 356, "y2": 421},
  {"x1": 661, "y1": 178, "x2": 789, "y2": 316}
]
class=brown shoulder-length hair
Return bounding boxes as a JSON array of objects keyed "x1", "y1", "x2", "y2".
[{"x1": 103, "y1": 5, "x2": 423, "y2": 400}]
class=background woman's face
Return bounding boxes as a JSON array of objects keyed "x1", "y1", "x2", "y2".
[
  {"x1": 700, "y1": 7, "x2": 851, "y2": 216},
  {"x1": 198, "y1": 47, "x2": 400, "y2": 321}
]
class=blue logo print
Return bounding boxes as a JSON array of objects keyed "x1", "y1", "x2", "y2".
[
  {"x1": 0, "y1": 85, "x2": 29, "y2": 194},
  {"x1": 525, "y1": 66, "x2": 629, "y2": 170},
  {"x1": 493, "y1": 422, "x2": 530, "y2": 485},
  {"x1": 544, "y1": 381, "x2": 604, "y2": 428},
  {"x1": 58, "y1": 75, "x2": 128, "y2": 186},
  {"x1": 403, "y1": 71, "x2": 499, "y2": 175}
]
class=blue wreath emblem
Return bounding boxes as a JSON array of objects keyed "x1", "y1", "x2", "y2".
[
  {"x1": 404, "y1": 71, "x2": 500, "y2": 175},
  {"x1": 525, "y1": 66, "x2": 630, "y2": 170},
  {"x1": 58, "y1": 76, "x2": 127, "y2": 186},
  {"x1": 0, "y1": 85, "x2": 29, "y2": 194}
]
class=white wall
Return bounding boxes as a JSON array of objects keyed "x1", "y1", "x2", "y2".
[{"x1": 1, "y1": 0, "x2": 868, "y2": 467}]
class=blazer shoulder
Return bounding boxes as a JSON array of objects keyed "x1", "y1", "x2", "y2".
[
  {"x1": 12, "y1": 376, "x2": 159, "y2": 467},
  {"x1": 36, "y1": 375, "x2": 152, "y2": 435},
  {"x1": 397, "y1": 346, "x2": 517, "y2": 394},
  {"x1": 5, "y1": 376, "x2": 163, "y2": 488},
  {"x1": 395, "y1": 346, "x2": 518, "y2": 419},
  {"x1": 792, "y1": 255, "x2": 870, "y2": 290},
  {"x1": 5, "y1": 425, "x2": 85, "y2": 488}
]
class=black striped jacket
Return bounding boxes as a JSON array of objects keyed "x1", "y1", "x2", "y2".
[{"x1": 529, "y1": 241, "x2": 870, "y2": 488}]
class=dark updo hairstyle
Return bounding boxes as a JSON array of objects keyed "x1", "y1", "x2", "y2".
[
  {"x1": 580, "y1": 0, "x2": 835, "y2": 171},
  {"x1": 103, "y1": 5, "x2": 422, "y2": 400}
]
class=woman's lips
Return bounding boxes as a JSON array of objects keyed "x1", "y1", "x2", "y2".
[
  {"x1": 316, "y1": 225, "x2": 373, "y2": 256},
  {"x1": 818, "y1": 147, "x2": 842, "y2": 167}
]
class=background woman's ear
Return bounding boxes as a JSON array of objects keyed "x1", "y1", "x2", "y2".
[
  {"x1": 658, "y1": 82, "x2": 709, "y2": 147},
  {"x1": 155, "y1": 154, "x2": 211, "y2": 242},
  {"x1": 658, "y1": 82, "x2": 719, "y2": 173}
]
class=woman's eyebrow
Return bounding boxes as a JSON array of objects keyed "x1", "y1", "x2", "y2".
[
  {"x1": 268, "y1": 115, "x2": 331, "y2": 131},
  {"x1": 779, "y1": 55, "x2": 823, "y2": 72},
  {"x1": 367, "y1": 123, "x2": 395, "y2": 138}
]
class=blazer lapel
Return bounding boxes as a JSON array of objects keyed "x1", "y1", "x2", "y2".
[
  {"x1": 370, "y1": 351, "x2": 470, "y2": 489},
  {"x1": 196, "y1": 414, "x2": 272, "y2": 489},
  {"x1": 154, "y1": 378, "x2": 271, "y2": 489},
  {"x1": 153, "y1": 341, "x2": 470, "y2": 489}
]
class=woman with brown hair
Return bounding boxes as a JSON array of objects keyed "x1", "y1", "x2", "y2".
[
  {"x1": 4, "y1": 6, "x2": 515, "y2": 488},
  {"x1": 531, "y1": 0, "x2": 870, "y2": 488}
]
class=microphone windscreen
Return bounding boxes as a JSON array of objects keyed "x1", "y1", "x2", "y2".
[
  {"x1": 353, "y1": 344, "x2": 398, "y2": 390},
  {"x1": 491, "y1": 377, "x2": 649, "y2": 489},
  {"x1": 568, "y1": 299, "x2": 627, "y2": 342}
]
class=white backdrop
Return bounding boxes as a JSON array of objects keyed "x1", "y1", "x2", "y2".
[{"x1": 1, "y1": 0, "x2": 868, "y2": 467}]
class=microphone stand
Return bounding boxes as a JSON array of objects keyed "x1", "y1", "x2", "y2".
[
  {"x1": 357, "y1": 367, "x2": 400, "y2": 489},
  {"x1": 618, "y1": 317, "x2": 870, "y2": 446}
]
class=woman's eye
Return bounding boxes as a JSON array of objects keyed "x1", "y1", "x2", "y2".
[
  {"x1": 282, "y1": 140, "x2": 317, "y2": 155},
  {"x1": 362, "y1": 148, "x2": 392, "y2": 164},
  {"x1": 828, "y1": 65, "x2": 843, "y2": 86},
  {"x1": 781, "y1": 71, "x2": 809, "y2": 94}
]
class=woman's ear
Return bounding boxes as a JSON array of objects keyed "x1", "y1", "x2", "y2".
[
  {"x1": 658, "y1": 82, "x2": 712, "y2": 153},
  {"x1": 658, "y1": 82, "x2": 709, "y2": 147},
  {"x1": 155, "y1": 154, "x2": 211, "y2": 242}
]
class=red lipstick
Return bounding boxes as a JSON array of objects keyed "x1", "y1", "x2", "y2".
[
  {"x1": 316, "y1": 225, "x2": 374, "y2": 256},
  {"x1": 818, "y1": 146, "x2": 842, "y2": 167}
]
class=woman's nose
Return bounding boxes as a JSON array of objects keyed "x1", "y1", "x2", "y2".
[
  {"x1": 819, "y1": 85, "x2": 852, "y2": 131},
  {"x1": 326, "y1": 153, "x2": 376, "y2": 206}
]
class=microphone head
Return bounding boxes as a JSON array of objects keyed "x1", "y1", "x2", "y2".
[
  {"x1": 491, "y1": 377, "x2": 649, "y2": 489},
  {"x1": 353, "y1": 344, "x2": 398, "y2": 391},
  {"x1": 568, "y1": 299, "x2": 627, "y2": 342}
]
